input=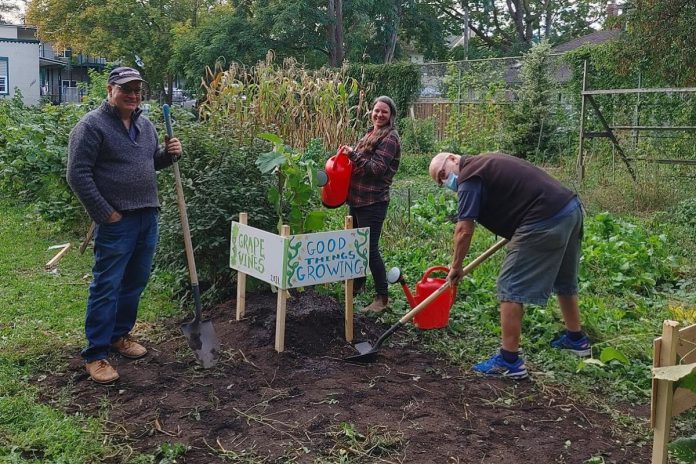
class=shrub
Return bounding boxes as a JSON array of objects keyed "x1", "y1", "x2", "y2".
[
  {"x1": 0, "y1": 97, "x2": 90, "y2": 230},
  {"x1": 155, "y1": 118, "x2": 275, "y2": 301},
  {"x1": 398, "y1": 117, "x2": 436, "y2": 155},
  {"x1": 503, "y1": 41, "x2": 560, "y2": 161}
]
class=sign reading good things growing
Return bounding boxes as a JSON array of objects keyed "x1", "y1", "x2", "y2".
[
  {"x1": 230, "y1": 222, "x2": 369, "y2": 289},
  {"x1": 285, "y1": 228, "x2": 369, "y2": 288}
]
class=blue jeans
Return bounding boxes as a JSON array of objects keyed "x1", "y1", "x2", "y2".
[
  {"x1": 82, "y1": 208, "x2": 158, "y2": 362},
  {"x1": 349, "y1": 201, "x2": 389, "y2": 296}
]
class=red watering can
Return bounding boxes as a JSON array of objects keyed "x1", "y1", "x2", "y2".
[
  {"x1": 386, "y1": 266, "x2": 456, "y2": 330},
  {"x1": 321, "y1": 147, "x2": 353, "y2": 208}
]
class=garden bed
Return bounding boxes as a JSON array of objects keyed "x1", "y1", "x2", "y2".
[{"x1": 42, "y1": 290, "x2": 648, "y2": 463}]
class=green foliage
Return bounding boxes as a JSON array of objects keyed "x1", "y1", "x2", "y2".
[
  {"x1": 441, "y1": 60, "x2": 507, "y2": 154},
  {"x1": 623, "y1": 0, "x2": 696, "y2": 87},
  {"x1": 669, "y1": 435, "x2": 696, "y2": 464},
  {"x1": 397, "y1": 117, "x2": 436, "y2": 154},
  {"x1": 155, "y1": 114, "x2": 275, "y2": 300},
  {"x1": 581, "y1": 212, "x2": 677, "y2": 296},
  {"x1": 503, "y1": 41, "x2": 560, "y2": 161},
  {"x1": 129, "y1": 442, "x2": 190, "y2": 464},
  {"x1": 255, "y1": 133, "x2": 326, "y2": 234},
  {"x1": 0, "y1": 97, "x2": 90, "y2": 230},
  {"x1": 79, "y1": 68, "x2": 109, "y2": 104},
  {"x1": 344, "y1": 63, "x2": 421, "y2": 120}
]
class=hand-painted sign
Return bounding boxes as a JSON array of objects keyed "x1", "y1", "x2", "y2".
[
  {"x1": 230, "y1": 222, "x2": 369, "y2": 289},
  {"x1": 229, "y1": 222, "x2": 287, "y2": 288},
  {"x1": 285, "y1": 229, "x2": 369, "y2": 288}
]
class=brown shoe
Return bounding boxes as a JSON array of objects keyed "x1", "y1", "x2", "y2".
[
  {"x1": 361, "y1": 295, "x2": 388, "y2": 313},
  {"x1": 86, "y1": 359, "x2": 119, "y2": 384},
  {"x1": 112, "y1": 336, "x2": 147, "y2": 359}
]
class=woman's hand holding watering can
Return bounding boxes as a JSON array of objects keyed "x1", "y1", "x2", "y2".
[{"x1": 339, "y1": 145, "x2": 353, "y2": 156}]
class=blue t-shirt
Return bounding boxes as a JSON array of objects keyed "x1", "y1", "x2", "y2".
[{"x1": 457, "y1": 177, "x2": 483, "y2": 220}]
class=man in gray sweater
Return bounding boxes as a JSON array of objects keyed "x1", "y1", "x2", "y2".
[{"x1": 67, "y1": 67, "x2": 182, "y2": 384}]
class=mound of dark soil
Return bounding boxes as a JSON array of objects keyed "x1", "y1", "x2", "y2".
[{"x1": 41, "y1": 290, "x2": 648, "y2": 463}]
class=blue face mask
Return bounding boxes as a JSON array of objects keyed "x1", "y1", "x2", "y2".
[{"x1": 444, "y1": 172, "x2": 458, "y2": 192}]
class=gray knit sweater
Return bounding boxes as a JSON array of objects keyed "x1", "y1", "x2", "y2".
[{"x1": 67, "y1": 101, "x2": 173, "y2": 224}]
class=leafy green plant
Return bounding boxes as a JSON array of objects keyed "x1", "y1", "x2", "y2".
[
  {"x1": 255, "y1": 132, "x2": 326, "y2": 234},
  {"x1": 155, "y1": 114, "x2": 275, "y2": 301},
  {"x1": 344, "y1": 62, "x2": 421, "y2": 120},
  {"x1": 0, "y1": 96, "x2": 90, "y2": 230},
  {"x1": 441, "y1": 60, "x2": 507, "y2": 154},
  {"x1": 398, "y1": 117, "x2": 436, "y2": 154}
]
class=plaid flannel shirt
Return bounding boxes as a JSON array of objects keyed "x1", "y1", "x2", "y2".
[{"x1": 347, "y1": 129, "x2": 401, "y2": 208}]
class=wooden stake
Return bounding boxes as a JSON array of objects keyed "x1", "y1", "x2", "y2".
[
  {"x1": 651, "y1": 320, "x2": 680, "y2": 464},
  {"x1": 236, "y1": 212, "x2": 248, "y2": 321},
  {"x1": 275, "y1": 225, "x2": 290, "y2": 353},
  {"x1": 344, "y1": 215, "x2": 354, "y2": 342},
  {"x1": 45, "y1": 243, "x2": 72, "y2": 269},
  {"x1": 79, "y1": 222, "x2": 95, "y2": 254}
]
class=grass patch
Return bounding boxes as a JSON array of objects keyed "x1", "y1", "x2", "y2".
[{"x1": 0, "y1": 202, "x2": 177, "y2": 462}]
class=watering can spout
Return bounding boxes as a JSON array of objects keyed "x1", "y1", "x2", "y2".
[{"x1": 387, "y1": 267, "x2": 418, "y2": 309}]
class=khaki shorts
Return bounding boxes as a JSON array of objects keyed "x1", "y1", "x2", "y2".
[{"x1": 496, "y1": 206, "x2": 583, "y2": 306}]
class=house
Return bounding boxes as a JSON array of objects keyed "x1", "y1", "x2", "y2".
[
  {"x1": 39, "y1": 42, "x2": 107, "y2": 104},
  {"x1": 0, "y1": 23, "x2": 107, "y2": 106},
  {"x1": 0, "y1": 24, "x2": 40, "y2": 105}
]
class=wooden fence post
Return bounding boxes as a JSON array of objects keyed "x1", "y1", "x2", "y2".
[
  {"x1": 344, "y1": 215, "x2": 354, "y2": 343},
  {"x1": 275, "y1": 225, "x2": 290, "y2": 353},
  {"x1": 236, "y1": 212, "x2": 248, "y2": 321},
  {"x1": 651, "y1": 320, "x2": 680, "y2": 464}
]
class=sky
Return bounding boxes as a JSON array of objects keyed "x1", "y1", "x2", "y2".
[{"x1": 4, "y1": 0, "x2": 25, "y2": 23}]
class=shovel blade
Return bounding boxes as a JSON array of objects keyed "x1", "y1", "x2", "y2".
[
  {"x1": 344, "y1": 341, "x2": 379, "y2": 363},
  {"x1": 181, "y1": 319, "x2": 220, "y2": 368}
]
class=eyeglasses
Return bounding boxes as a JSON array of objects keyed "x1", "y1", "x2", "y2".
[{"x1": 116, "y1": 85, "x2": 143, "y2": 96}]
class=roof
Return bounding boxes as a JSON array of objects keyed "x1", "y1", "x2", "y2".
[{"x1": 551, "y1": 29, "x2": 622, "y2": 53}]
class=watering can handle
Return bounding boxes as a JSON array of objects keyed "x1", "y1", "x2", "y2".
[{"x1": 421, "y1": 266, "x2": 451, "y2": 281}]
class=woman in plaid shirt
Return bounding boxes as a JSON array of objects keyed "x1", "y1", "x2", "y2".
[{"x1": 341, "y1": 96, "x2": 401, "y2": 313}]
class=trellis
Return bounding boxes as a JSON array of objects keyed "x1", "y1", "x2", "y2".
[{"x1": 576, "y1": 61, "x2": 696, "y2": 182}]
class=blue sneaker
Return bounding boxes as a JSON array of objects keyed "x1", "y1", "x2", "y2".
[
  {"x1": 472, "y1": 353, "x2": 528, "y2": 379},
  {"x1": 551, "y1": 333, "x2": 592, "y2": 357}
]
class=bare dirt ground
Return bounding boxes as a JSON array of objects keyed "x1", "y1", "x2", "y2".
[{"x1": 42, "y1": 290, "x2": 649, "y2": 463}]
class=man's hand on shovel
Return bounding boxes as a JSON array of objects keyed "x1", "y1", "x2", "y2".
[{"x1": 164, "y1": 136, "x2": 183, "y2": 161}]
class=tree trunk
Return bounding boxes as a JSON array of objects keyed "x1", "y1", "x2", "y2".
[
  {"x1": 383, "y1": 2, "x2": 401, "y2": 63},
  {"x1": 334, "y1": 0, "x2": 344, "y2": 66},
  {"x1": 327, "y1": 0, "x2": 338, "y2": 66}
]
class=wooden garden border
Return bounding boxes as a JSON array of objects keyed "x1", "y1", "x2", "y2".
[
  {"x1": 234, "y1": 213, "x2": 359, "y2": 353},
  {"x1": 651, "y1": 320, "x2": 696, "y2": 463}
]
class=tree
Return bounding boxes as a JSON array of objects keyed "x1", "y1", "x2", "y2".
[
  {"x1": 26, "y1": 0, "x2": 210, "y2": 102},
  {"x1": 504, "y1": 41, "x2": 558, "y2": 159},
  {"x1": 623, "y1": 0, "x2": 696, "y2": 86},
  {"x1": 430, "y1": 0, "x2": 606, "y2": 55}
]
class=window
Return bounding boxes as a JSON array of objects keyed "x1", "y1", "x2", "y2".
[
  {"x1": 0, "y1": 58, "x2": 8, "y2": 95},
  {"x1": 61, "y1": 80, "x2": 77, "y2": 88}
]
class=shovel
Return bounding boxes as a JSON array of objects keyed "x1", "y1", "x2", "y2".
[
  {"x1": 346, "y1": 238, "x2": 509, "y2": 363},
  {"x1": 163, "y1": 104, "x2": 220, "y2": 368}
]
